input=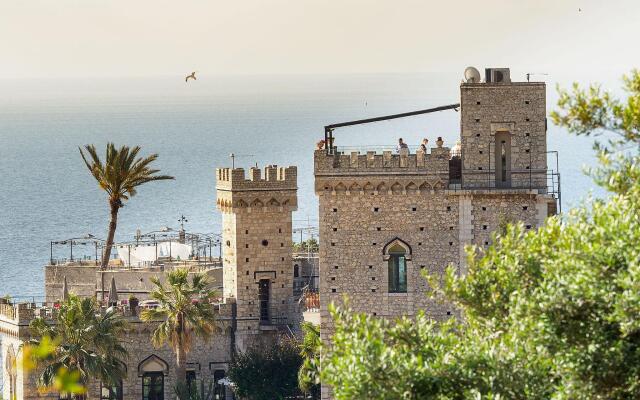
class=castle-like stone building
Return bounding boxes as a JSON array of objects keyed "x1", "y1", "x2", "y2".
[
  {"x1": 1, "y1": 166, "x2": 301, "y2": 400},
  {"x1": 314, "y1": 69, "x2": 558, "y2": 397},
  {"x1": 0, "y1": 67, "x2": 560, "y2": 400}
]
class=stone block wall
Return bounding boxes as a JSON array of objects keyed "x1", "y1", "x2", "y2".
[
  {"x1": 460, "y1": 82, "x2": 547, "y2": 189},
  {"x1": 216, "y1": 165, "x2": 298, "y2": 335}
]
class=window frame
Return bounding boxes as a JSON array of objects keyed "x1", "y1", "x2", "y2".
[
  {"x1": 388, "y1": 251, "x2": 407, "y2": 293},
  {"x1": 142, "y1": 371, "x2": 164, "y2": 400},
  {"x1": 100, "y1": 380, "x2": 123, "y2": 400}
]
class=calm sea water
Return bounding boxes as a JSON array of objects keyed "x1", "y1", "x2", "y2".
[{"x1": 0, "y1": 73, "x2": 605, "y2": 297}]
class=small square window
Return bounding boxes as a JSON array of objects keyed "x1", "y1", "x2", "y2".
[
  {"x1": 475, "y1": 118, "x2": 480, "y2": 122},
  {"x1": 373, "y1": 312, "x2": 377, "y2": 316},
  {"x1": 526, "y1": 166, "x2": 530, "y2": 169},
  {"x1": 476, "y1": 133, "x2": 481, "y2": 137},
  {"x1": 245, "y1": 230, "x2": 249, "y2": 234},
  {"x1": 479, "y1": 150, "x2": 483, "y2": 154},
  {"x1": 245, "y1": 244, "x2": 249, "y2": 248},
  {"x1": 281, "y1": 257, "x2": 285, "y2": 261},
  {"x1": 478, "y1": 167, "x2": 483, "y2": 170},
  {"x1": 476, "y1": 101, "x2": 481, "y2": 105},
  {"x1": 372, "y1": 242, "x2": 377, "y2": 246},
  {"x1": 420, "y1": 265, "x2": 425, "y2": 269},
  {"x1": 412, "y1": 207, "x2": 417, "y2": 212},
  {"x1": 280, "y1": 243, "x2": 284, "y2": 247},
  {"x1": 368, "y1": 265, "x2": 373, "y2": 269},
  {"x1": 523, "y1": 206, "x2": 528, "y2": 211},
  {"x1": 374, "y1": 207, "x2": 379, "y2": 212},
  {"x1": 246, "y1": 271, "x2": 249, "y2": 275},
  {"x1": 334, "y1": 265, "x2": 339, "y2": 269},
  {"x1": 483, "y1": 225, "x2": 488, "y2": 230},
  {"x1": 484, "y1": 241, "x2": 489, "y2": 246},
  {"x1": 331, "y1": 277, "x2": 336, "y2": 281},
  {"x1": 371, "y1": 289, "x2": 376, "y2": 293},
  {"x1": 332, "y1": 208, "x2": 337, "y2": 212},
  {"x1": 278, "y1": 228, "x2": 282, "y2": 233},
  {"x1": 482, "y1": 206, "x2": 487, "y2": 211},
  {"x1": 245, "y1": 258, "x2": 249, "y2": 262},
  {"x1": 525, "y1": 132, "x2": 530, "y2": 137},
  {"x1": 331, "y1": 242, "x2": 336, "y2": 247},
  {"x1": 525, "y1": 118, "x2": 530, "y2": 122},
  {"x1": 371, "y1": 277, "x2": 376, "y2": 281},
  {"x1": 525, "y1": 100, "x2": 530, "y2": 105},
  {"x1": 376, "y1": 227, "x2": 381, "y2": 231},
  {"x1": 418, "y1": 242, "x2": 422, "y2": 246},
  {"x1": 282, "y1": 300, "x2": 285, "y2": 304},
  {"x1": 246, "y1": 286, "x2": 249, "y2": 289},
  {"x1": 526, "y1": 225, "x2": 532, "y2": 229},
  {"x1": 525, "y1": 149, "x2": 530, "y2": 153},
  {"x1": 281, "y1": 284, "x2": 284, "y2": 288},
  {"x1": 449, "y1": 242, "x2": 453, "y2": 246},
  {"x1": 419, "y1": 227, "x2": 424, "y2": 231},
  {"x1": 332, "y1": 288, "x2": 337, "y2": 293},
  {"x1": 446, "y1": 206, "x2": 452, "y2": 211},
  {"x1": 449, "y1": 226, "x2": 454, "y2": 230},
  {"x1": 332, "y1": 227, "x2": 337, "y2": 231},
  {"x1": 447, "y1": 311, "x2": 452, "y2": 315}
]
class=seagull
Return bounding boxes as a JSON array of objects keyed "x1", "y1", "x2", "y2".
[{"x1": 185, "y1": 71, "x2": 197, "y2": 82}]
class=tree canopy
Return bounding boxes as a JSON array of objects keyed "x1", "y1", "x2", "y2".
[{"x1": 320, "y1": 71, "x2": 640, "y2": 400}]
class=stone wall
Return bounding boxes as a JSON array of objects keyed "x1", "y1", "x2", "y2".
[
  {"x1": 216, "y1": 165, "x2": 298, "y2": 342},
  {"x1": 45, "y1": 265, "x2": 223, "y2": 303},
  {"x1": 460, "y1": 82, "x2": 547, "y2": 189}
]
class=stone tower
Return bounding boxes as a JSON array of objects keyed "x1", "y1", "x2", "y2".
[
  {"x1": 216, "y1": 165, "x2": 298, "y2": 348},
  {"x1": 314, "y1": 69, "x2": 559, "y2": 398}
]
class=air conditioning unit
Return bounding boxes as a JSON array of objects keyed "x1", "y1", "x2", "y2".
[{"x1": 485, "y1": 68, "x2": 511, "y2": 83}]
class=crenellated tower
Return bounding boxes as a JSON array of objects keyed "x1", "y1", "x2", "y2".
[{"x1": 216, "y1": 165, "x2": 298, "y2": 345}]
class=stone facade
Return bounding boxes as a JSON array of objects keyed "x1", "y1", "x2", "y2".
[
  {"x1": 314, "y1": 74, "x2": 558, "y2": 398},
  {"x1": 216, "y1": 165, "x2": 299, "y2": 350},
  {"x1": 0, "y1": 301, "x2": 234, "y2": 400}
]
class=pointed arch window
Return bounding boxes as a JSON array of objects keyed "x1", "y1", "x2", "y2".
[{"x1": 385, "y1": 242, "x2": 408, "y2": 293}]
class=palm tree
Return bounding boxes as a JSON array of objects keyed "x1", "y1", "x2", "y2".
[
  {"x1": 79, "y1": 143, "x2": 174, "y2": 269},
  {"x1": 140, "y1": 269, "x2": 218, "y2": 389},
  {"x1": 28, "y1": 295, "x2": 128, "y2": 399}
]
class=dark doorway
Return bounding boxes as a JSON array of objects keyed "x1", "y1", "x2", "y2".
[{"x1": 259, "y1": 279, "x2": 270, "y2": 323}]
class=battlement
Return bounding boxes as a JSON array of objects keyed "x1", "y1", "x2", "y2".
[
  {"x1": 314, "y1": 147, "x2": 451, "y2": 177},
  {"x1": 216, "y1": 165, "x2": 297, "y2": 191}
]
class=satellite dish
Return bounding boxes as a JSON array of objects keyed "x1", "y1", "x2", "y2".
[{"x1": 464, "y1": 66, "x2": 481, "y2": 83}]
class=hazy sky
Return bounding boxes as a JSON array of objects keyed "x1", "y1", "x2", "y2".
[{"x1": 1, "y1": 0, "x2": 639, "y2": 80}]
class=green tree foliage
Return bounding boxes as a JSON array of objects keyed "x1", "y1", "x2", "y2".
[
  {"x1": 140, "y1": 269, "x2": 218, "y2": 389},
  {"x1": 298, "y1": 322, "x2": 321, "y2": 398},
  {"x1": 28, "y1": 295, "x2": 127, "y2": 398},
  {"x1": 79, "y1": 143, "x2": 173, "y2": 269},
  {"x1": 321, "y1": 72, "x2": 640, "y2": 399},
  {"x1": 228, "y1": 339, "x2": 303, "y2": 400},
  {"x1": 293, "y1": 238, "x2": 319, "y2": 253}
]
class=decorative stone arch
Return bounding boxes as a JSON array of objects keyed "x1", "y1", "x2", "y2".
[
  {"x1": 363, "y1": 182, "x2": 374, "y2": 194},
  {"x1": 236, "y1": 199, "x2": 248, "y2": 208},
  {"x1": 348, "y1": 182, "x2": 361, "y2": 194},
  {"x1": 391, "y1": 182, "x2": 403, "y2": 194},
  {"x1": 250, "y1": 199, "x2": 264, "y2": 208},
  {"x1": 432, "y1": 180, "x2": 445, "y2": 190},
  {"x1": 334, "y1": 182, "x2": 347, "y2": 194},
  {"x1": 376, "y1": 182, "x2": 387, "y2": 194},
  {"x1": 267, "y1": 198, "x2": 280, "y2": 207},
  {"x1": 419, "y1": 181, "x2": 431, "y2": 193},
  {"x1": 382, "y1": 237, "x2": 412, "y2": 261},
  {"x1": 405, "y1": 182, "x2": 418, "y2": 194},
  {"x1": 138, "y1": 354, "x2": 169, "y2": 377}
]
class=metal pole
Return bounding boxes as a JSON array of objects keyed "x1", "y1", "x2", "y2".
[
  {"x1": 95, "y1": 242, "x2": 98, "y2": 265},
  {"x1": 70, "y1": 240, "x2": 73, "y2": 262}
]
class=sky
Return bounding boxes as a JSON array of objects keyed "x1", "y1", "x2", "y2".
[{"x1": 1, "y1": 0, "x2": 639, "y2": 81}]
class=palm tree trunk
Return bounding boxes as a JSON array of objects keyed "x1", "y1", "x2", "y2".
[
  {"x1": 176, "y1": 342, "x2": 187, "y2": 389},
  {"x1": 102, "y1": 201, "x2": 119, "y2": 270}
]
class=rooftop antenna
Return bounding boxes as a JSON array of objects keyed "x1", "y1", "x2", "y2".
[
  {"x1": 526, "y1": 72, "x2": 548, "y2": 82},
  {"x1": 178, "y1": 215, "x2": 188, "y2": 231},
  {"x1": 463, "y1": 66, "x2": 481, "y2": 83},
  {"x1": 229, "y1": 153, "x2": 255, "y2": 169}
]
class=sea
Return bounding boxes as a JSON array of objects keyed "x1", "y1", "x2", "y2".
[{"x1": 0, "y1": 72, "x2": 608, "y2": 298}]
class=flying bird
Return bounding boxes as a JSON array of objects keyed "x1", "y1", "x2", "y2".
[{"x1": 185, "y1": 72, "x2": 197, "y2": 82}]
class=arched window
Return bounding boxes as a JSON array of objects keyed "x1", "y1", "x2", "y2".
[
  {"x1": 384, "y1": 241, "x2": 409, "y2": 293},
  {"x1": 101, "y1": 380, "x2": 123, "y2": 400},
  {"x1": 294, "y1": 264, "x2": 299, "y2": 278},
  {"x1": 142, "y1": 372, "x2": 164, "y2": 400}
]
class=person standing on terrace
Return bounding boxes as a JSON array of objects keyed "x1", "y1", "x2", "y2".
[{"x1": 396, "y1": 138, "x2": 409, "y2": 154}]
